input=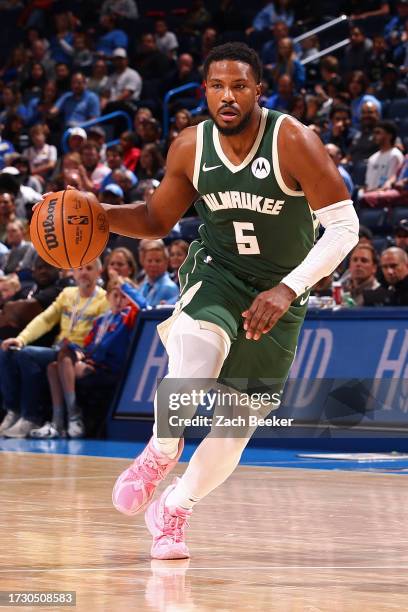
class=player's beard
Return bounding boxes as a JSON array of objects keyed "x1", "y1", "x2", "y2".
[{"x1": 209, "y1": 108, "x2": 253, "y2": 136}]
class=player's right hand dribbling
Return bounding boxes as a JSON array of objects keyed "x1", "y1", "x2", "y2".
[{"x1": 2, "y1": 338, "x2": 24, "y2": 351}]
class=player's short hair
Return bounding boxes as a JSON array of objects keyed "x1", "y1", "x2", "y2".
[{"x1": 203, "y1": 42, "x2": 262, "y2": 83}]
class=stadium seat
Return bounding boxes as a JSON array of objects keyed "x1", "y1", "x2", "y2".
[
  {"x1": 390, "y1": 206, "x2": 408, "y2": 228},
  {"x1": 179, "y1": 216, "x2": 202, "y2": 242},
  {"x1": 388, "y1": 99, "x2": 408, "y2": 120},
  {"x1": 350, "y1": 161, "x2": 367, "y2": 187},
  {"x1": 372, "y1": 236, "x2": 392, "y2": 253},
  {"x1": 358, "y1": 207, "x2": 390, "y2": 234}
]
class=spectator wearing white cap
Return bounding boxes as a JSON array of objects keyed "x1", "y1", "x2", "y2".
[
  {"x1": 104, "y1": 48, "x2": 142, "y2": 115},
  {"x1": 0, "y1": 167, "x2": 42, "y2": 220},
  {"x1": 49, "y1": 72, "x2": 100, "y2": 128},
  {"x1": 67, "y1": 126, "x2": 87, "y2": 153}
]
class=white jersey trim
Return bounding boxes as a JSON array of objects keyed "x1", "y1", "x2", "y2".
[
  {"x1": 212, "y1": 107, "x2": 268, "y2": 174},
  {"x1": 193, "y1": 121, "x2": 205, "y2": 190},
  {"x1": 272, "y1": 114, "x2": 305, "y2": 197}
]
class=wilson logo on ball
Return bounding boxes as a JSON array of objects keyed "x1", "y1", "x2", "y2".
[
  {"x1": 42, "y1": 198, "x2": 59, "y2": 249},
  {"x1": 67, "y1": 216, "x2": 89, "y2": 225}
]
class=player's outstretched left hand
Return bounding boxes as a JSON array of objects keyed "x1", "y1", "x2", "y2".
[{"x1": 242, "y1": 284, "x2": 296, "y2": 341}]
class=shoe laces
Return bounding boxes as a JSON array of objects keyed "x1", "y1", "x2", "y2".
[
  {"x1": 130, "y1": 451, "x2": 169, "y2": 485},
  {"x1": 162, "y1": 510, "x2": 190, "y2": 543}
]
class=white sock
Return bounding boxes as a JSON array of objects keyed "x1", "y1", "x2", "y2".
[
  {"x1": 165, "y1": 477, "x2": 200, "y2": 510},
  {"x1": 152, "y1": 436, "x2": 179, "y2": 459}
]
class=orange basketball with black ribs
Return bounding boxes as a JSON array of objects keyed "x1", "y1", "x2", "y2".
[{"x1": 30, "y1": 190, "x2": 109, "y2": 269}]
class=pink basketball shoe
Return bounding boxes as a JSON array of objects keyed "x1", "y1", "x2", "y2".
[
  {"x1": 112, "y1": 438, "x2": 184, "y2": 516},
  {"x1": 145, "y1": 479, "x2": 192, "y2": 560}
]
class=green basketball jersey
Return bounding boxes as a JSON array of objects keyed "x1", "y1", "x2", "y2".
[{"x1": 192, "y1": 107, "x2": 318, "y2": 283}]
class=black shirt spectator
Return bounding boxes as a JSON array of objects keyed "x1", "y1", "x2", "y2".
[
  {"x1": 348, "y1": 101, "x2": 380, "y2": 165},
  {"x1": 343, "y1": 26, "x2": 373, "y2": 73},
  {"x1": 364, "y1": 247, "x2": 408, "y2": 305},
  {"x1": 134, "y1": 33, "x2": 172, "y2": 82},
  {"x1": 375, "y1": 63, "x2": 408, "y2": 100}
]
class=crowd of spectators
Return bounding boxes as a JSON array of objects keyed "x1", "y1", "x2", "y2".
[{"x1": 1, "y1": 0, "x2": 408, "y2": 438}]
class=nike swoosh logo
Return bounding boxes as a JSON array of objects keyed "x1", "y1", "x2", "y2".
[
  {"x1": 202, "y1": 162, "x2": 222, "y2": 172},
  {"x1": 299, "y1": 293, "x2": 310, "y2": 306}
]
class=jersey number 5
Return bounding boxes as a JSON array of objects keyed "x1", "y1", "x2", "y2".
[{"x1": 233, "y1": 221, "x2": 260, "y2": 255}]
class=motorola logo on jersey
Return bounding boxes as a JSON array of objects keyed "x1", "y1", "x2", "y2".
[{"x1": 251, "y1": 157, "x2": 270, "y2": 179}]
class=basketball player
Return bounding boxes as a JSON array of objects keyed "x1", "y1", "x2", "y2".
[{"x1": 64, "y1": 43, "x2": 359, "y2": 559}]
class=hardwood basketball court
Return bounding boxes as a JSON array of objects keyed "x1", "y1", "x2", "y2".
[{"x1": 1, "y1": 450, "x2": 407, "y2": 611}]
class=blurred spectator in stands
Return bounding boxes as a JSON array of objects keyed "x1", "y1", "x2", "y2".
[
  {"x1": 80, "y1": 141, "x2": 110, "y2": 192},
  {"x1": 168, "y1": 239, "x2": 189, "y2": 285},
  {"x1": 21, "y1": 62, "x2": 47, "y2": 103},
  {"x1": 360, "y1": 152, "x2": 408, "y2": 207},
  {"x1": 139, "y1": 242, "x2": 179, "y2": 306},
  {"x1": 364, "y1": 247, "x2": 408, "y2": 305},
  {"x1": 200, "y1": 27, "x2": 218, "y2": 64},
  {"x1": 394, "y1": 218, "x2": 408, "y2": 251},
  {"x1": 25, "y1": 80, "x2": 58, "y2": 130},
  {"x1": 49, "y1": 72, "x2": 100, "y2": 128},
  {"x1": 100, "y1": 0, "x2": 139, "y2": 19},
  {"x1": 344, "y1": 0, "x2": 389, "y2": 20},
  {"x1": 99, "y1": 183, "x2": 124, "y2": 206},
  {"x1": 61, "y1": 31, "x2": 93, "y2": 73},
  {"x1": 2, "y1": 113, "x2": 29, "y2": 153},
  {"x1": 87, "y1": 126, "x2": 107, "y2": 161},
  {"x1": 103, "y1": 246, "x2": 137, "y2": 285},
  {"x1": 111, "y1": 168, "x2": 138, "y2": 202},
  {"x1": 342, "y1": 244, "x2": 380, "y2": 305},
  {"x1": 162, "y1": 53, "x2": 202, "y2": 112},
  {"x1": 270, "y1": 37, "x2": 305, "y2": 90},
  {"x1": 325, "y1": 144, "x2": 354, "y2": 195},
  {"x1": 0, "y1": 85, "x2": 28, "y2": 126},
  {"x1": 119, "y1": 131, "x2": 140, "y2": 173},
  {"x1": 287, "y1": 94, "x2": 307, "y2": 124},
  {"x1": 0, "y1": 46, "x2": 27, "y2": 85},
  {"x1": 11, "y1": 155, "x2": 42, "y2": 193},
  {"x1": 384, "y1": 0, "x2": 408, "y2": 45},
  {"x1": 30, "y1": 39, "x2": 55, "y2": 80},
  {"x1": 154, "y1": 19, "x2": 179, "y2": 60},
  {"x1": 0, "y1": 167, "x2": 41, "y2": 220},
  {"x1": 0, "y1": 259, "x2": 108, "y2": 438},
  {"x1": 31, "y1": 273, "x2": 145, "y2": 439},
  {"x1": 138, "y1": 117, "x2": 162, "y2": 149},
  {"x1": 347, "y1": 71, "x2": 382, "y2": 128},
  {"x1": 88, "y1": 58, "x2": 109, "y2": 97},
  {"x1": 2, "y1": 219, "x2": 36, "y2": 273},
  {"x1": 168, "y1": 109, "x2": 192, "y2": 146},
  {"x1": 0, "y1": 256, "x2": 63, "y2": 343},
  {"x1": 321, "y1": 104, "x2": 356, "y2": 154},
  {"x1": 135, "y1": 32, "x2": 171, "y2": 82},
  {"x1": 180, "y1": 0, "x2": 211, "y2": 37},
  {"x1": 96, "y1": 12, "x2": 128, "y2": 57},
  {"x1": 24, "y1": 124, "x2": 57, "y2": 183},
  {"x1": 265, "y1": 74, "x2": 294, "y2": 112},
  {"x1": 136, "y1": 144, "x2": 165, "y2": 182},
  {"x1": 55, "y1": 62, "x2": 71, "y2": 97},
  {"x1": 212, "y1": 0, "x2": 246, "y2": 37},
  {"x1": 133, "y1": 106, "x2": 153, "y2": 147},
  {"x1": 319, "y1": 55, "x2": 341, "y2": 86},
  {"x1": 104, "y1": 48, "x2": 142, "y2": 114},
  {"x1": 66, "y1": 127, "x2": 87, "y2": 153},
  {"x1": 0, "y1": 274, "x2": 21, "y2": 305},
  {"x1": 361, "y1": 120, "x2": 404, "y2": 193},
  {"x1": 299, "y1": 34, "x2": 319, "y2": 63},
  {"x1": 0, "y1": 126, "x2": 15, "y2": 170},
  {"x1": 262, "y1": 21, "x2": 300, "y2": 69},
  {"x1": 368, "y1": 36, "x2": 392, "y2": 82},
  {"x1": 49, "y1": 11, "x2": 75, "y2": 65},
  {"x1": 250, "y1": 0, "x2": 294, "y2": 32},
  {"x1": 99, "y1": 143, "x2": 137, "y2": 191},
  {"x1": 343, "y1": 26, "x2": 373, "y2": 73},
  {"x1": 348, "y1": 101, "x2": 380, "y2": 165},
  {"x1": 375, "y1": 63, "x2": 408, "y2": 100}
]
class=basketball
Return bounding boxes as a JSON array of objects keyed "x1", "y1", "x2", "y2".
[{"x1": 30, "y1": 189, "x2": 110, "y2": 269}]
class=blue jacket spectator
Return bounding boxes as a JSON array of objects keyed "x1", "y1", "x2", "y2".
[
  {"x1": 0, "y1": 136, "x2": 15, "y2": 170},
  {"x1": 252, "y1": 1, "x2": 294, "y2": 30},
  {"x1": 51, "y1": 73, "x2": 100, "y2": 128},
  {"x1": 96, "y1": 13, "x2": 128, "y2": 56},
  {"x1": 49, "y1": 12, "x2": 75, "y2": 64},
  {"x1": 139, "y1": 244, "x2": 179, "y2": 307},
  {"x1": 265, "y1": 75, "x2": 295, "y2": 112}
]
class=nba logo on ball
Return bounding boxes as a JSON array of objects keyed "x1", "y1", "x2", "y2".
[{"x1": 251, "y1": 157, "x2": 270, "y2": 179}]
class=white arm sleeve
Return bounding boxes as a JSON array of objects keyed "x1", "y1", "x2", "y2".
[{"x1": 281, "y1": 199, "x2": 359, "y2": 297}]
